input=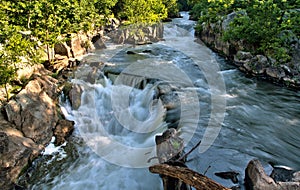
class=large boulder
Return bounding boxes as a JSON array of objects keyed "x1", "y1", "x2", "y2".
[
  {"x1": 245, "y1": 159, "x2": 300, "y2": 190},
  {"x1": 5, "y1": 75, "x2": 59, "y2": 145},
  {"x1": 0, "y1": 115, "x2": 42, "y2": 190}
]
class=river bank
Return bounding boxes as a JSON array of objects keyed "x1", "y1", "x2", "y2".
[{"x1": 194, "y1": 11, "x2": 300, "y2": 90}]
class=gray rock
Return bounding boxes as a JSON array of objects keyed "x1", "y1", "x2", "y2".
[
  {"x1": 108, "y1": 23, "x2": 164, "y2": 45},
  {"x1": 245, "y1": 159, "x2": 278, "y2": 190},
  {"x1": 68, "y1": 84, "x2": 83, "y2": 110},
  {"x1": 222, "y1": 11, "x2": 246, "y2": 31},
  {"x1": 235, "y1": 51, "x2": 253, "y2": 61},
  {"x1": 266, "y1": 67, "x2": 286, "y2": 79},
  {"x1": 91, "y1": 34, "x2": 106, "y2": 49}
]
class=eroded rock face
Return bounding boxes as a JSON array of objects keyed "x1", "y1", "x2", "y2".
[
  {"x1": 0, "y1": 115, "x2": 42, "y2": 189},
  {"x1": 5, "y1": 75, "x2": 59, "y2": 145},
  {"x1": 108, "y1": 23, "x2": 164, "y2": 45}
]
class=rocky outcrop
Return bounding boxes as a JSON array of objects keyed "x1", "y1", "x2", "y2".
[
  {"x1": 197, "y1": 12, "x2": 300, "y2": 89},
  {"x1": 0, "y1": 114, "x2": 43, "y2": 190},
  {"x1": 5, "y1": 74, "x2": 59, "y2": 145},
  {"x1": 0, "y1": 118, "x2": 42, "y2": 190},
  {"x1": 1, "y1": 66, "x2": 75, "y2": 189},
  {"x1": 54, "y1": 30, "x2": 106, "y2": 60},
  {"x1": 245, "y1": 159, "x2": 300, "y2": 190},
  {"x1": 108, "y1": 23, "x2": 164, "y2": 45}
]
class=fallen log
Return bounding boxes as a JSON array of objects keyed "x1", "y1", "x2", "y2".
[{"x1": 149, "y1": 164, "x2": 230, "y2": 190}]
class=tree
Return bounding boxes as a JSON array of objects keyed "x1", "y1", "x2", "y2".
[
  {"x1": 163, "y1": 0, "x2": 180, "y2": 18},
  {"x1": 116, "y1": 0, "x2": 168, "y2": 24}
]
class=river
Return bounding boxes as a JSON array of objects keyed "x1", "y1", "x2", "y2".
[{"x1": 24, "y1": 12, "x2": 300, "y2": 189}]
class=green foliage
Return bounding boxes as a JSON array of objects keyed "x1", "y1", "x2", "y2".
[
  {"x1": 163, "y1": 0, "x2": 180, "y2": 18},
  {"x1": 178, "y1": 0, "x2": 191, "y2": 11},
  {"x1": 191, "y1": 0, "x2": 300, "y2": 65},
  {"x1": 117, "y1": 0, "x2": 168, "y2": 24}
]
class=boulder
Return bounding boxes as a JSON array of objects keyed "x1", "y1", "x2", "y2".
[
  {"x1": 54, "y1": 119, "x2": 74, "y2": 146},
  {"x1": 0, "y1": 115, "x2": 42, "y2": 189},
  {"x1": 235, "y1": 51, "x2": 253, "y2": 61},
  {"x1": 67, "y1": 33, "x2": 87, "y2": 58},
  {"x1": 5, "y1": 75, "x2": 59, "y2": 145},
  {"x1": 68, "y1": 84, "x2": 83, "y2": 110},
  {"x1": 54, "y1": 42, "x2": 72, "y2": 58},
  {"x1": 245, "y1": 159, "x2": 300, "y2": 190},
  {"x1": 266, "y1": 67, "x2": 286, "y2": 79},
  {"x1": 91, "y1": 34, "x2": 106, "y2": 49}
]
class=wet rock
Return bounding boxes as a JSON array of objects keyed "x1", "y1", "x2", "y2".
[
  {"x1": 5, "y1": 75, "x2": 59, "y2": 145},
  {"x1": 215, "y1": 171, "x2": 239, "y2": 183},
  {"x1": 270, "y1": 165, "x2": 295, "y2": 182},
  {"x1": 245, "y1": 159, "x2": 279, "y2": 190},
  {"x1": 293, "y1": 172, "x2": 300, "y2": 182},
  {"x1": 245, "y1": 159, "x2": 300, "y2": 190},
  {"x1": 68, "y1": 84, "x2": 83, "y2": 110},
  {"x1": 266, "y1": 67, "x2": 286, "y2": 79},
  {"x1": 86, "y1": 67, "x2": 100, "y2": 84},
  {"x1": 142, "y1": 50, "x2": 152, "y2": 53},
  {"x1": 127, "y1": 51, "x2": 136, "y2": 55},
  {"x1": 160, "y1": 92, "x2": 180, "y2": 110},
  {"x1": 91, "y1": 34, "x2": 106, "y2": 49},
  {"x1": 54, "y1": 119, "x2": 74, "y2": 146},
  {"x1": 235, "y1": 51, "x2": 253, "y2": 61}
]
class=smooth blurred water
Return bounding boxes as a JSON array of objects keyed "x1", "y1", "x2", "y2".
[{"x1": 26, "y1": 12, "x2": 300, "y2": 189}]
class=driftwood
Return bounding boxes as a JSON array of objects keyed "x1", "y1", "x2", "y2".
[
  {"x1": 154, "y1": 128, "x2": 189, "y2": 189},
  {"x1": 149, "y1": 164, "x2": 230, "y2": 190},
  {"x1": 152, "y1": 129, "x2": 229, "y2": 190}
]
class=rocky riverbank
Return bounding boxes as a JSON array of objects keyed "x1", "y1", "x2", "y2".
[{"x1": 196, "y1": 12, "x2": 300, "y2": 89}]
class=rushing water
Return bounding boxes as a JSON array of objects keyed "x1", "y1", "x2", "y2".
[{"x1": 24, "y1": 12, "x2": 300, "y2": 189}]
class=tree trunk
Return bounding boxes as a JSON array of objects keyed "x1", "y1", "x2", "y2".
[{"x1": 149, "y1": 164, "x2": 230, "y2": 190}]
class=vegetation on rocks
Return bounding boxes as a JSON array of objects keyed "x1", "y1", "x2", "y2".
[
  {"x1": 188, "y1": 0, "x2": 300, "y2": 87},
  {"x1": 189, "y1": 0, "x2": 300, "y2": 65}
]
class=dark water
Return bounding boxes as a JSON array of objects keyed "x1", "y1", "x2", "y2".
[{"x1": 23, "y1": 12, "x2": 300, "y2": 189}]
